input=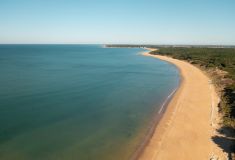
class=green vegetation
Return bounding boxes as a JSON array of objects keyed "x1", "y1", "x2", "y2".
[{"x1": 150, "y1": 47, "x2": 235, "y2": 128}]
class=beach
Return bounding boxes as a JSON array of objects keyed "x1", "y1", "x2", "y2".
[{"x1": 139, "y1": 49, "x2": 225, "y2": 160}]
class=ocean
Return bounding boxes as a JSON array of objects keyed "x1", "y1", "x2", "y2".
[{"x1": 0, "y1": 45, "x2": 179, "y2": 160}]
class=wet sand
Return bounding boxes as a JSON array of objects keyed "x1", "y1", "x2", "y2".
[{"x1": 139, "y1": 49, "x2": 225, "y2": 160}]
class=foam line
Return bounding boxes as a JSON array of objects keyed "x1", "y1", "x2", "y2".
[{"x1": 158, "y1": 88, "x2": 177, "y2": 114}]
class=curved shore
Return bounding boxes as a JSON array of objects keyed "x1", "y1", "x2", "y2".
[{"x1": 139, "y1": 49, "x2": 225, "y2": 160}]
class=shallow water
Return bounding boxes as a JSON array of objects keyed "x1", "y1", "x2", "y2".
[{"x1": 0, "y1": 45, "x2": 179, "y2": 160}]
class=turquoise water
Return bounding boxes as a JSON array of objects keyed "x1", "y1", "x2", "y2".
[{"x1": 0, "y1": 45, "x2": 179, "y2": 160}]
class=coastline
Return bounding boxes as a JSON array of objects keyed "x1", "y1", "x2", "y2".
[{"x1": 138, "y1": 49, "x2": 225, "y2": 160}]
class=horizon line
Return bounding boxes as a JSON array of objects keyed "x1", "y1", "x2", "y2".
[{"x1": 0, "y1": 43, "x2": 235, "y2": 47}]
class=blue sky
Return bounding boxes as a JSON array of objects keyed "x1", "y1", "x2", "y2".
[{"x1": 0, "y1": 0, "x2": 235, "y2": 44}]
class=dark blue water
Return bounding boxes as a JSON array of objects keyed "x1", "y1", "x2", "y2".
[{"x1": 0, "y1": 45, "x2": 179, "y2": 160}]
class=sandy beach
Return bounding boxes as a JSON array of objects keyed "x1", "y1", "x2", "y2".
[{"x1": 139, "y1": 49, "x2": 225, "y2": 160}]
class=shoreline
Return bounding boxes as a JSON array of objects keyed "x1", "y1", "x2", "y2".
[
  {"x1": 130, "y1": 81, "x2": 181, "y2": 160},
  {"x1": 137, "y1": 49, "x2": 224, "y2": 160}
]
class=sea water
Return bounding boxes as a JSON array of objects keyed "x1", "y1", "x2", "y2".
[{"x1": 0, "y1": 45, "x2": 179, "y2": 160}]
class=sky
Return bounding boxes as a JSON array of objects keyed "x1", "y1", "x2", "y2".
[{"x1": 0, "y1": 0, "x2": 235, "y2": 45}]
